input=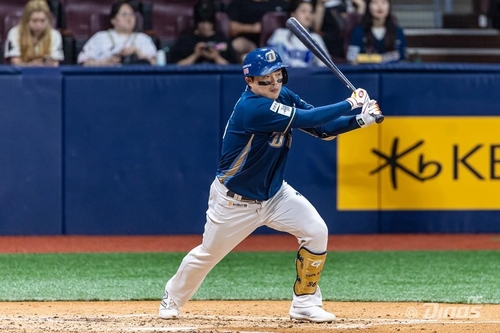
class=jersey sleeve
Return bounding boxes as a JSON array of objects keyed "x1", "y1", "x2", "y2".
[{"x1": 4, "y1": 27, "x2": 21, "y2": 59}]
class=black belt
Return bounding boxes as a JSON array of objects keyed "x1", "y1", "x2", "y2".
[{"x1": 227, "y1": 190, "x2": 260, "y2": 202}]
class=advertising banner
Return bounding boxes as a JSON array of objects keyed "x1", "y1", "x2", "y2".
[{"x1": 338, "y1": 117, "x2": 500, "y2": 210}]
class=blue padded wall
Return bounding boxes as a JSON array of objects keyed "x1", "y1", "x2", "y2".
[{"x1": 0, "y1": 68, "x2": 62, "y2": 234}]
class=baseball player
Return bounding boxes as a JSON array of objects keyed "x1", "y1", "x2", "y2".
[{"x1": 159, "y1": 47, "x2": 382, "y2": 323}]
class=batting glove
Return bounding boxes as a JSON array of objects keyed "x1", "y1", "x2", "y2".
[
  {"x1": 356, "y1": 99, "x2": 382, "y2": 128},
  {"x1": 346, "y1": 88, "x2": 369, "y2": 110}
]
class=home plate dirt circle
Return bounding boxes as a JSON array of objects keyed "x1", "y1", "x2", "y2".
[{"x1": 1, "y1": 301, "x2": 499, "y2": 333}]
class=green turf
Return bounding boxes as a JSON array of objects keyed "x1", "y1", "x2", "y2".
[{"x1": 0, "y1": 251, "x2": 498, "y2": 303}]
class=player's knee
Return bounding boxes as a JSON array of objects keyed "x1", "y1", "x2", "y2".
[{"x1": 302, "y1": 221, "x2": 328, "y2": 251}]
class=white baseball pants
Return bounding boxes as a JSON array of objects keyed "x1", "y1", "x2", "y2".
[{"x1": 165, "y1": 177, "x2": 329, "y2": 308}]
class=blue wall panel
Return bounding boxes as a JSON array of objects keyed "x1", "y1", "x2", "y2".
[
  {"x1": 0, "y1": 68, "x2": 62, "y2": 235},
  {"x1": 380, "y1": 72, "x2": 500, "y2": 116},
  {"x1": 63, "y1": 72, "x2": 220, "y2": 234},
  {"x1": 379, "y1": 211, "x2": 500, "y2": 233}
]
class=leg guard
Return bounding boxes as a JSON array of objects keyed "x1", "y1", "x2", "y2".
[{"x1": 293, "y1": 247, "x2": 327, "y2": 296}]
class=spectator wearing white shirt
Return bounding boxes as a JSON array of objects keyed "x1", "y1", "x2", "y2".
[
  {"x1": 78, "y1": 0, "x2": 157, "y2": 66},
  {"x1": 267, "y1": 0, "x2": 328, "y2": 67},
  {"x1": 4, "y1": 0, "x2": 64, "y2": 66}
]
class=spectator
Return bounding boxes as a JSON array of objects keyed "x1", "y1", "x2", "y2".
[
  {"x1": 346, "y1": 0, "x2": 406, "y2": 64},
  {"x1": 267, "y1": 0, "x2": 328, "y2": 67},
  {"x1": 314, "y1": 0, "x2": 366, "y2": 60},
  {"x1": 77, "y1": 0, "x2": 157, "y2": 66},
  {"x1": 168, "y1": 0, "x2": 238, "y2": 65},
  {"x1": 227, "y1": 0, "x2": 289, "y2": 62},
  {"x1": 4, "y1": 0, "x2": 64, "y2": 66}
]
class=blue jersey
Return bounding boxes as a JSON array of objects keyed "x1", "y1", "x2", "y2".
[{"x1": 216, "y1": 85, "x2": 353, "y2": 200}]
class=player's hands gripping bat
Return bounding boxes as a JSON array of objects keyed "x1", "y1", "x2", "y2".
[
  {"x1": 356, "y1": 100, "x2": 382, "y2": 127},
  {"x1": 346, "y1": 88, "x2": 369, "y2": 110},
  {"x1": 285, "y1": 17, "x2": 384, "y2": 124}
]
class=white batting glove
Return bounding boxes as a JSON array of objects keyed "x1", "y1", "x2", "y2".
[
  {"x1": 345, "y1": 88, "x2": 369, "y2": 110},
  {"x1": 356, "y1": 99, "x2": 382, "y2": 128}
]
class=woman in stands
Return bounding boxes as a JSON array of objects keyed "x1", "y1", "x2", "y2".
[
  {"x1": 266, "y1": 0, "x2": 328, "y2": 67},
  {"x1": 78, "y1": 0, "x2": 157, "y2": 66},
  {"x1": 4, "y1": 0, "x2": 64, "y2": 66},
  {"x1": 346, "y1": 0, "x2": 406, "y2": 63}
]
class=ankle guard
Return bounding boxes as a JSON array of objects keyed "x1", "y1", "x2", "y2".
[{"x1": 293, "y1": 247, "x2": 327, "y2": 296}]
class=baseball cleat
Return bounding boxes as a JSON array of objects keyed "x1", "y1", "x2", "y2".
[
  {"x1": 289, "y1": 305, "x2": 336, "y2": 323},
  {"x1": 159, "y1": 291, "x2": 179, "y2": 319}
]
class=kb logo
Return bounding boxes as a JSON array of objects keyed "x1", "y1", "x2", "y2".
[{"x1": 370, "y1": 137, "x2": 500, "y2": 190}]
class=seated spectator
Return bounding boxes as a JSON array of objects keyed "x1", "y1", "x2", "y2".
[
  {"x1": 168, "y1": 0, "x2": 238, "y2": 65},
  {"x1": 227, "y1": 0, "x2": 289, "y2": 62},
  {"x1": 78, "y1": 0, "x2": 157, "y2": 66},
  {"x1": 346, "y1": 0, "x2": 406, "y2": 64},
  {"x1": 267, "y1": 0, "x2": 328, "y2": 67},
  {"x1": 4, "y1": 0, "x2": 64, "y2": 66},
  {"x1": 314, "y1": 0, "x2": 366, "y2": 59}
]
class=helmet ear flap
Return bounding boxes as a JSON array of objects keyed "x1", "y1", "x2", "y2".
[{"x1": 282, "y1": 68, "x2": 288, "y2": 84}]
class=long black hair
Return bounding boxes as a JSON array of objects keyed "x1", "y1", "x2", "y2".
[{"x1": 361, "y1": 0, "x2": 397, "y2": 53}]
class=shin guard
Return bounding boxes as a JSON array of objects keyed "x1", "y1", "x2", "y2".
[{"x1": 293, "y1": 247, "x2": 327, "y2": 296}]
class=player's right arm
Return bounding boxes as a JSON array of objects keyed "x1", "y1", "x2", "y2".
[{"x1": 291, "y1": 88, "x2": 369, "y2": 128}]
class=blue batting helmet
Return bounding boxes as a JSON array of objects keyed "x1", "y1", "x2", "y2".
[{"x1": 242, "y1": 47, "x2": 288, "y2": 83}]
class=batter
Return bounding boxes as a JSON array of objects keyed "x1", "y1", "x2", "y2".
[{"x1": 159, "y1": 47, "x2": 382, "y2": 323}]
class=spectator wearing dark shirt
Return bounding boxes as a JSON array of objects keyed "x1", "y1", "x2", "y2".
[
  {"x1": 168, "y1": 0, "x2": 238, "y2": 65},
  {"x1": 227, "y1": 0, "x2": 289, "y2": 62}
]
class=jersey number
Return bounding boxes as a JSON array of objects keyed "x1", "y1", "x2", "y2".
[{"x1": 269, "y1": 133, "x2": 291, "y2": 148}]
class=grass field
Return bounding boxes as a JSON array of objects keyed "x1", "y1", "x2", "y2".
[{"x1": 1, "y1": 251, "x2": 499, "y2": 303}]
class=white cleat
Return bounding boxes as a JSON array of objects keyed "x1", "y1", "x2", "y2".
[
  {"x1": 289, "y1": 305, "x2": 336, "y2": 323},
  {"x1": 159, "y1": 291, "x2": 179, "y2": 319}
]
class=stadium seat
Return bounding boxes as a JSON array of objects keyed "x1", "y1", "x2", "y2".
[
  {"x1": 145, "y1": 0, "x2": 198, "y2": 48},
  {"x1": 259, "y1": 11, "x2": 289, "y2": 47},
  {"x1": 0, "y1": 0, "x2": 27, "y2": 64},
  {"x1": 61, "y1": 0, "x2": 116, "y2": 40}
]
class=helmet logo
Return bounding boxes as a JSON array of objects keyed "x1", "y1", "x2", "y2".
[{"x1": 265, "y1": 50, "x2": 277, "y2": 62}]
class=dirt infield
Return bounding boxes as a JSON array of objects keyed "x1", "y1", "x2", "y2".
[
  {"x1": 1, "y1": 300, "x2": 499, "y2": 332},
  {"x1": 1, "y1": 234, "x2": 499, "y2": 332}
]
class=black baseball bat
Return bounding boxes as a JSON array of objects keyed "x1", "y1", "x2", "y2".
[{"x1": 285, "y1": 17, "x2": 384, "y2": 124}]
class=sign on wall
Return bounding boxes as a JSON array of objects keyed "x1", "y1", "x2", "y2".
[{"x1": 337, "y1": 117, "x2": 500, "y2": 210}]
